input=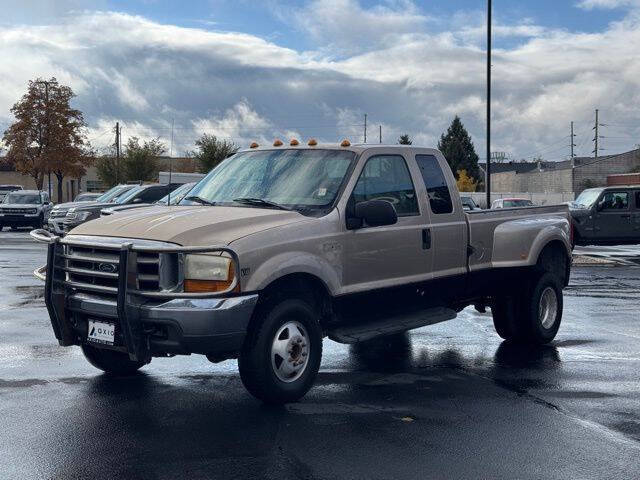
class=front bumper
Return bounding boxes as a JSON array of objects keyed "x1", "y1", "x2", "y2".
[
  {"x1": 31, "y1": 230, "x2": 256, "y2": 362},
  {"x1": 1, "y1": 214, "x2": 40, "y2": 226}
]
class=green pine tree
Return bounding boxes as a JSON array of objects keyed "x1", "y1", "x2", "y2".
[
  {"x1": 437, "y1": 116, "x2": 481, "y2": 182},
  {"x1": 398, "y1": 134, "x2": 412, "y2": 145}
]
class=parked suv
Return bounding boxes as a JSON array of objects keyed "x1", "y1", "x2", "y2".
[
  {"x1": 0, "y1": 190, "x2": 52, "y2": 230},
  {"x1": 32, "y1": 143, "x2": 571, "y2": 404},
  {"x1": 48, "y1": 184, "x2": 138, "y2": 235},
  {"x1": 100, "y1": 182, "x2": 196, "y2": 216},
  {"x1": 0, "y1": 185, "x2": 23, "y2": 203},
  {"x1": 64, "y1": 183, "x2": 181, "y2": 231}
]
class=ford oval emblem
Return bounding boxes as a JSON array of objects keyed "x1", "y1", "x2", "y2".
[{"x1": 98, "y1": 263, "x2": 117, "y2": 274}]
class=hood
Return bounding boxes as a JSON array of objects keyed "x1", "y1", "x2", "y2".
[
  {"x1": 71, "y1": 202, "x2": 116, "y2": 212},
  {"x1": 52, "y1": 200, "x2": 98, "y2": 211},
  {"x1": 67, "y1": 205, "x2": 309, "y2": 245}
]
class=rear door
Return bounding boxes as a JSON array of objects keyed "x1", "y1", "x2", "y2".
[
  {"x1": 414, "y1": 154, "x2": 467, "y2": 281},
  {"x1": 633, "y1": 190, "x2": 640, "y2": 239},
  {"x1": 594, "y1": 190, "x2": 634, "y2": 241}
]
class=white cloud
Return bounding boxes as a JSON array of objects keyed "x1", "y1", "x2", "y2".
[
  {"x1": 576, "y1": 0, "x2": 640, "y2": 10},
  {"x1": 289, "y1": 0, "x2": 431, "y2": 55},
  {"x1": 1, "y1": 6, "x2": 640, "y2": 162}
]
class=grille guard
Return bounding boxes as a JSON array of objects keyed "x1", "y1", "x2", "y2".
[{"x1": 30, "y1": 229, "x2": 243, "y2": 362}]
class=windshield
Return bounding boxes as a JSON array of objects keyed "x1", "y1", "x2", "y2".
[
  {"x1": 4, "y1": 193, "x2": 41, "y2": 204},
  {"x1": 503, "y1": 199, "x2": 533, "y2": 208},
  {"x1": 96, "y1": 185, "x2": 133, "y2": 203},
  {"x1": 156, "y1": 183, "x2": 194, "y2": 205},
  {"x1": 181, "y1": 149, "x2": 356, "y2": 211},
  {"x1": 115, "y1": 185, "x2": 145, "y2": 204},
  {"x1": 574, "y1": 188, "x2": 603, "y2": 208}
]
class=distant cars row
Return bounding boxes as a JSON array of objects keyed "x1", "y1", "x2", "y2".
[{"x1": 460, "y1": 196, "x2": 535, "y2": 210}]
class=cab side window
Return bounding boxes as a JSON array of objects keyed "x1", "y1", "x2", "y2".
[
  {"x1": 415, "y1": 154, "x2": 453, "y2": 214},
  {"x1": 635, "y1": 191, "x2": 640, "y2": 210},
  {"x1": 601, "y1": 191, "x2": 629, "y2": 210},
  {"x1": 352, "y1": 155, "x2": 418, "y2": 216}
]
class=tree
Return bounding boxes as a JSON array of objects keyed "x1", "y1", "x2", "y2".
[
  {"x1": 189, "y1": 134, "x2": 238, "y2": 173},
  {"x1": 95, "y1": 155, "x2": 119, "y2": 188},
  {"x1": 122, "y1": 137, "x2": 166, "y2": 182},
  {"x1": 456, "y1": 169, "x2": 477, "y2": 192},
  {"x1": 398, "y1": 134, "x2": 412, "y2": 145},
  {"x1": 437, "y1": 116, "x2": 481, "y2": 183},
  {"x1": 2, "y1": 77, "x2": 93, "y2": 199}
]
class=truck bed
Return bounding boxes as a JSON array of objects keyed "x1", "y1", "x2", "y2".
[{"x1": 465, "y1": 205, "x2": 571, "y2": 272}]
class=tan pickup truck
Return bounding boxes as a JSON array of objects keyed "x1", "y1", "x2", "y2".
[{"x1": 32, "y1": 143, "x2": 572, "y2": 403}]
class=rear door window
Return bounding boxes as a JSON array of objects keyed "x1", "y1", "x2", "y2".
[{"x1": 415, "y1": 155, "x2": 453, "y2": 214}]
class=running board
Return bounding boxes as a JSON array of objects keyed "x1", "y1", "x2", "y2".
[{"x1": 327, "y1": 307, "x2": 457, "y2": 344}]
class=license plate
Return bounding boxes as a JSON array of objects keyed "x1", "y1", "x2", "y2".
[{"x1": 87, "y1": 320, "x2": 115, "y2": 345}]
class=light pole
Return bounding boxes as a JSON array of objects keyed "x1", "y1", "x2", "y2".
[{"x1": 486, "y1": 0, "x2": 492, "y2": 209}]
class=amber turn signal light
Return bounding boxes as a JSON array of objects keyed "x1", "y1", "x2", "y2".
[
  {"x1": 308, "y1": 139, "x2": 317, "y2": 146},
  {"x1": 249, "y1": 142, "x2": 259, "y2": 148},
  {"x1": 340, "y1": 139, "x2": 351, "y2": 147},
  {"x1": 290, "y1": 138, "x2": 299, "y2": 146},
  {"x1": 273, "y1": 139, "x2": 283, "y2": 147}
]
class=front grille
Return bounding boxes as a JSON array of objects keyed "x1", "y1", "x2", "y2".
[
  {"x1": 1, "y1": 208, "x2": 36, "y2": 214},
  {"x1": 63, "y1": 245, "x2": 161, "y2": 299}
]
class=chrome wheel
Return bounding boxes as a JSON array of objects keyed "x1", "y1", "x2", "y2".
[
  {"x1": 539, "y1": 286, "x2": 558, "y2": 329},
  {"x1": 271, "y1": 321, "x2": 309, "y2": 383}
]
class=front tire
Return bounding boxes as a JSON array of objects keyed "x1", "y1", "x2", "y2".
[
  {"x1": 81, "y1": 344, "x2": 145, "y2": 375},
  {"x1": 239, "y1": 298, "x2": 322, "y2": 404}
]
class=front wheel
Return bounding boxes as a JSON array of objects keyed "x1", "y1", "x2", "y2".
[
  {"x1": 239, "y1": 298, "x2": 322, "y2": 404},
  {"x1": 81, "y1": 344, "x2": 146, "y2": 375}
]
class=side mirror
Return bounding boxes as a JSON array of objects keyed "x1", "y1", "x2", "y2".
[
  {"x1": 595, "y1": 200, "x2": 604, "y2": 212},
  {"x1": 348, "y1": 200, "x2": 398, "y2": 229}
]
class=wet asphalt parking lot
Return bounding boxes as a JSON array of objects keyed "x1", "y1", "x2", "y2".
[{"x1": 1, "y1": 230, "x2": 639, "y2": 479}]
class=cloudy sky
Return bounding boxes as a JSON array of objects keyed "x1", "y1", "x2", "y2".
[{"x1": 1, "y1": 0, "x2": 639, "y2": 161}]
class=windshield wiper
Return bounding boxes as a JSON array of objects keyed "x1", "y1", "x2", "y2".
[
  {"x1": 233, "y1": 197, "x2": 291, "y2": 211},
  {"x1": 184, "y1": 195, "x2": 215, "y2": 206}
]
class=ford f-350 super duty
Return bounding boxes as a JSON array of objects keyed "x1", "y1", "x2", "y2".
[{"x1": 32, "y1": 142, "x2": 572, "y2": 403}]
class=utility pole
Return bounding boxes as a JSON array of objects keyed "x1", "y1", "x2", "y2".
[
  {"x1": 485, "y1": 0, "x2": 492, "y2": 209},
  {"x1": 379, "y1": 125, "x2": 382, "y2": 144},
  {"x1": 36, "y1": 80, "x2": 52, "y2": 198},
  {"x1": 364, "y1": 114, "x2": 367, "y2": 143},
  {"x1": 115, "y1": 122, "x2": 120, "y2": 183},
  {"x1": 570, "y1": 121, "x2": 576, "y2": 160},
  {"x1": 592, "y1": 109, "x2": 599, "y2": 159},
  {"x1": 167, "y1": 119, "x2": 174, "y2": 206}
]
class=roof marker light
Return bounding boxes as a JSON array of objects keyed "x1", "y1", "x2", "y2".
[
  {"x1": 249, "y1": 142, "x2": 259, "y2": 149},
  {"x1": 340, "y1": 139, "x2": 351, "y2": 147},
  {"x1": 273, "y1": 139, "x2": 283, "y2": 147},
  {"x1": 290, "y1": 138, "x2": 299, "y2": 146},
  {"x1": 308, "y1": 138, "x2": 318, "y2": 146}
]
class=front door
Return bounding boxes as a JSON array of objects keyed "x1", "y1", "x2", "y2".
[
  {"x1": 594, "y1": 190, "x2": 634, "y2": 242},
  {"x1": 343, "y1": 153, "x2": 432, "y2": 294}
]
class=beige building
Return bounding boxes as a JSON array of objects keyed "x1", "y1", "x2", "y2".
[{"x1": 0, "y1": 156, "x2": 199, "y2": 203}]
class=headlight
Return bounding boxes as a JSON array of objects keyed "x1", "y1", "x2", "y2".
[
  {"x1": 184, "y1": 254, "x2": 237, "y2": 293},
  {"x1": 66, "y1": 211, "x2": 91, "y2": 221}
]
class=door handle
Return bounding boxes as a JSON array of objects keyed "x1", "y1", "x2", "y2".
[{"x1": 422, "y1": 228, "x2": 431, "y2": 250}]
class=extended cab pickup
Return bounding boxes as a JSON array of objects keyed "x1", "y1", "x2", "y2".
[{"x1": 31, "y1": 144, "x2": 572, "y2": 403}]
